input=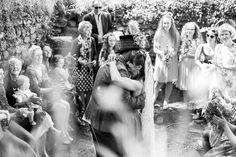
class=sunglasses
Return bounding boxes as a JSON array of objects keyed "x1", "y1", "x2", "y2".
[
  {"x1": 206, "y1": 34, "x2": 215, "y2": 39},
  {"x1": 94, "y1": 6, "x2": 102, "y2": 9}
]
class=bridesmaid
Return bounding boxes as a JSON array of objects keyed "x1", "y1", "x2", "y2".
[
  {"x1": 194, "y1": 28, "x2": 218, "y2": 101},
  {"x1": 153, "y1": 12, "x2": 180, "y2": 107},
  {"x1": 178, "y1": 22, "x2": 202, "y2": 102}
]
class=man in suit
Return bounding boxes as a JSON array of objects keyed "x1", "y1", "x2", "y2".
[
  {"x1": 83, "y1": 0, "x2": 113, "y2": 76},
  {"x1": 84, "y1": 51, "x2": 145, "y2": 157}
]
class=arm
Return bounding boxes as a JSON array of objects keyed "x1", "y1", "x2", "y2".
[
  {"x1": 118, "y1": 65, "x2": 145, "y2": 110},
  {"x1": 213, "y1": 116, "x2": 236, "y2": 147},
  {"x1": 0, "y1": 85, "x2": 17, "y2": 113},
  {"x1": 109, "y1": 61, "x2": 143, "y2": 92},
  {"x1": 195, "y1": 44, "x2": 204, "y2": 68}
]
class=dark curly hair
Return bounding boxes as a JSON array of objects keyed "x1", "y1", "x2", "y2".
[{"x1": 100, "y1": 32, "x2": 118, "y2": 60}]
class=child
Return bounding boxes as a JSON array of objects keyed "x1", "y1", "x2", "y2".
[
  {"x1": 13, "y1": 75, "x2": 40, "y2": 125},
  {"x1": 51, "y1": 54, "x2": 74, "y2": 90}
]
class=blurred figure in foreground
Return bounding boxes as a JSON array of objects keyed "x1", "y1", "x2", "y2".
[{"x1": 84, "y1": 51, "x2": 145, "y2": 157}]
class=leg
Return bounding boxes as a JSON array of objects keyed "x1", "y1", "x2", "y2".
[
  {"x1": 8, "y1": 120, "x2": 36, "y2": 146},
  {"x1": 153, "y1": 82, "x2": 164, "y2": 105},
  {"x1": 2, "y1": 130, "x2": 38, "y2": 157},
  {"x1": 36, "y1": 133, "x2": 49, "y2": 157},
  {"x1": 202, "y1": 129, "x2": 211, "y2": 153},
  {"x1": 77, "y1": 92, "x2": 86, "y2": 126},
  {"x1": 90, "y1": 126, "x2": 124, "y2": 157},
  {"x1": 163, "y1": 82, "x2": 173, "y2": 106}
]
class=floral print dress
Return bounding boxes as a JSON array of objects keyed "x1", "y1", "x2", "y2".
[
  {"x1": 214, "y1": 43, "x2": 236, "y2": 99},
  {"x1": 153, "y1": 35, "x2": 178, "y2": 83},
  {"x1": 178, "y1": 39, "x2": 201, "y2": 90}
]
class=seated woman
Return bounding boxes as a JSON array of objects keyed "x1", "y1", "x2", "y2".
[
  {"x1": 4, "y1": 56, "x2": 60, "y2": 157},
  {"x1": 202, "y1": 98, "x2": 236, "y2": 157},
  {"x1": 0, "y1": 67, "x2": 39, "y2": 155},
  {"x1": 25, "y1": 45, "x2": 72, "y2": 144}
]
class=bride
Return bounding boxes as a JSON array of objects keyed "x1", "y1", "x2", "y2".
[{"x1": 107, "y1": 48, "x2": 155, "y2": 157}]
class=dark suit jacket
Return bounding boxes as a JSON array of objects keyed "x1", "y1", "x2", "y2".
[
  {"x1": 83, "y1": 12, "x2": 113, "y2": 44},
  {"x1": 84, "y1": 59, "x2": 145, "y2": 133}
]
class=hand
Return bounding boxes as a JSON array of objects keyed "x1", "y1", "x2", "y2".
[
  {"x1": 78, "y1": 58, "x2": 87, "y2": 65},
  {"x1": 17, "y1": 108, "x2": 29, "y2": 117},
  {"x1": 92, "y1": 60, "x2": 96, "y2": 66},
  {"x1": 213, "y1": 115, "x2": 227, "y2": 129},
  {"x1": 108, "y1": 54, "x2": 116, "y2": 62},
  {"x1": 29, "y1": 96, "x2": 42, "y2": 105},
  {"x1": 98, "y1": 36, "x2": 103, "y2": 43}
]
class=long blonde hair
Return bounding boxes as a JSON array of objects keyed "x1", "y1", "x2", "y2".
[
  {"x1": 181, "y1": 22, "x2": 202, "y2": 40},
  {"x1": 153, "y1": 12, "x2": 180, "y2": 48}
]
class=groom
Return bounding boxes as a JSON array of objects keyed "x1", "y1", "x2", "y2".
[{"x1": 84, "y1": 51, "x2": 145, "y2": 157}]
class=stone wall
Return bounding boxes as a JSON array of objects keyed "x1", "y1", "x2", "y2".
[{"x1": 0, "y1": 3, "x2": 52, "y2": 60}]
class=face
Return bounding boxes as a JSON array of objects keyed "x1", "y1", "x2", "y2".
[
  {"x1": 33, "y1": 49, "x2": 43, "y2": 64},
  {"x1": 162, "y1": 17, "x2": 172, "y2": 32},
  {"x1": 82, "y1": 26, "x2": 92, "y2": 38},
  {"x1": 43, "y1": 46, "x2": 52, "y2": 58},
  {"x1": 206, "y1": 30, "x2": 216, "y2": 43},
  {"x1": 219, "y1": 30, "x2": 232, "y2": 44},
  {"x1": 9, "y1": 59, "x2": 22, "y2": 76},
  {"x1": 21, "y1": 79, "x2": 30, "y2": 90},
  {"x1": 127, "y1": 62, "x2": 141, "y2": 79},
  {"x1": 108, "y1": 36, "x2": 116, "y2": 48},
  {"x1": 186, "y1": 24, "x2": 195, "y2": 38},
  {"x1": 57, "y1": 58, "x2": 65, "y2": 68},
  {"x1": 93, "y1": 1, "x2": 102, "y2": 14}
]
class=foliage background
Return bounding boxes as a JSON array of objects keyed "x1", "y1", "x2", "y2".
[{"x1": 0, "y1": 0, "x2": 236, "y2": 58}]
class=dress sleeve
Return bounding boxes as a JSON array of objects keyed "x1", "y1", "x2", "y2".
[
  {"x1": 0, "y1": 85, "x2": 17, "y2": 113},
  {"x1": 25, "y1": 67, "x2": 41, "y2": 96}
]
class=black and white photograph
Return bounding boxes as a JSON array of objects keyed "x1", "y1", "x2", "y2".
[{"x1": 0, "y1": 0, "x2": 236, "y2": 156}]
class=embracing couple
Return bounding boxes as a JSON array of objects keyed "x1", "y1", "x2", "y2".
[{"x1": 84, "y1": 49, "x2": 148, "y2": 157}]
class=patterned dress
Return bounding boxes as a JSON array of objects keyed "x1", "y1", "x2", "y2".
[
  {"x1": 71, "y1": 35, "x2": 97, "y2": 92},
  {"x1": 214, "y1": 43, "x2": 236, "y2": 99},
  {"x1": 153, "y1": 35, "x2": 179, "y2": 83},
  {"x1": 178, "y1": 39, "x2": 201, "y2": 90}
]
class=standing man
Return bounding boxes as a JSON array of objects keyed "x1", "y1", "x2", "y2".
[
  {"x1": 84, "y1": 51, "x2": 145, "y2": 157},
  {"x1": 83, "y1": 0, "x2": 113, "y2": 76}
]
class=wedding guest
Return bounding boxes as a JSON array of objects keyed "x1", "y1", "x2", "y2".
[
  {"x1": 193, "y1": 28, "x2": 218, "y2": 103},
  {"x1": 83, "y1": 0, "x2": 113, "y2": 73},
  {"x1": 178, "y1": 21, "x2": 202, "y2": 101},
  {"x1": 4, "y1": 57, "x2": 58, "y2": 156},
  {"x1": 153, "y1": 12, "x2": 180, "y2": 107},
  {"x1": 214, "y1": 23, "x2": 236, "y2": 99},
  {"x1": 98, "y1": 32, "x2": 117, "y2": 66},
  {"x1": 13, "y1": 75, "x2": 39, "y2": 125},
  {"x1": 71, "y1": 21, "x2": 97, "y2": 126},
  {"x1": 42, "y1": 45, "x2": 53, "y2": 73}
]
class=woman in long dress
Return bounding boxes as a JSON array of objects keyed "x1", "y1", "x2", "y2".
[
  {"x1": 153, "y1": 12, "x2": 180, "y2": 107},
  {"x1": 194, "y1": 28, "x2": 218, "y2": 103},
  {"x1": 178, "y1": 22, "x2": 202, "y2": 101},
  {"x1": 214, "y1": 23, "x2": 236, "y2": 99}
]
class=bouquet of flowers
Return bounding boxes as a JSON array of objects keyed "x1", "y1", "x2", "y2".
[
  {"x1": 161, "y1": 45, "x2": 175, "y2": 62},
  {"x1": 179, "y1": 38, "x2": 192, "y2": 62}
]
